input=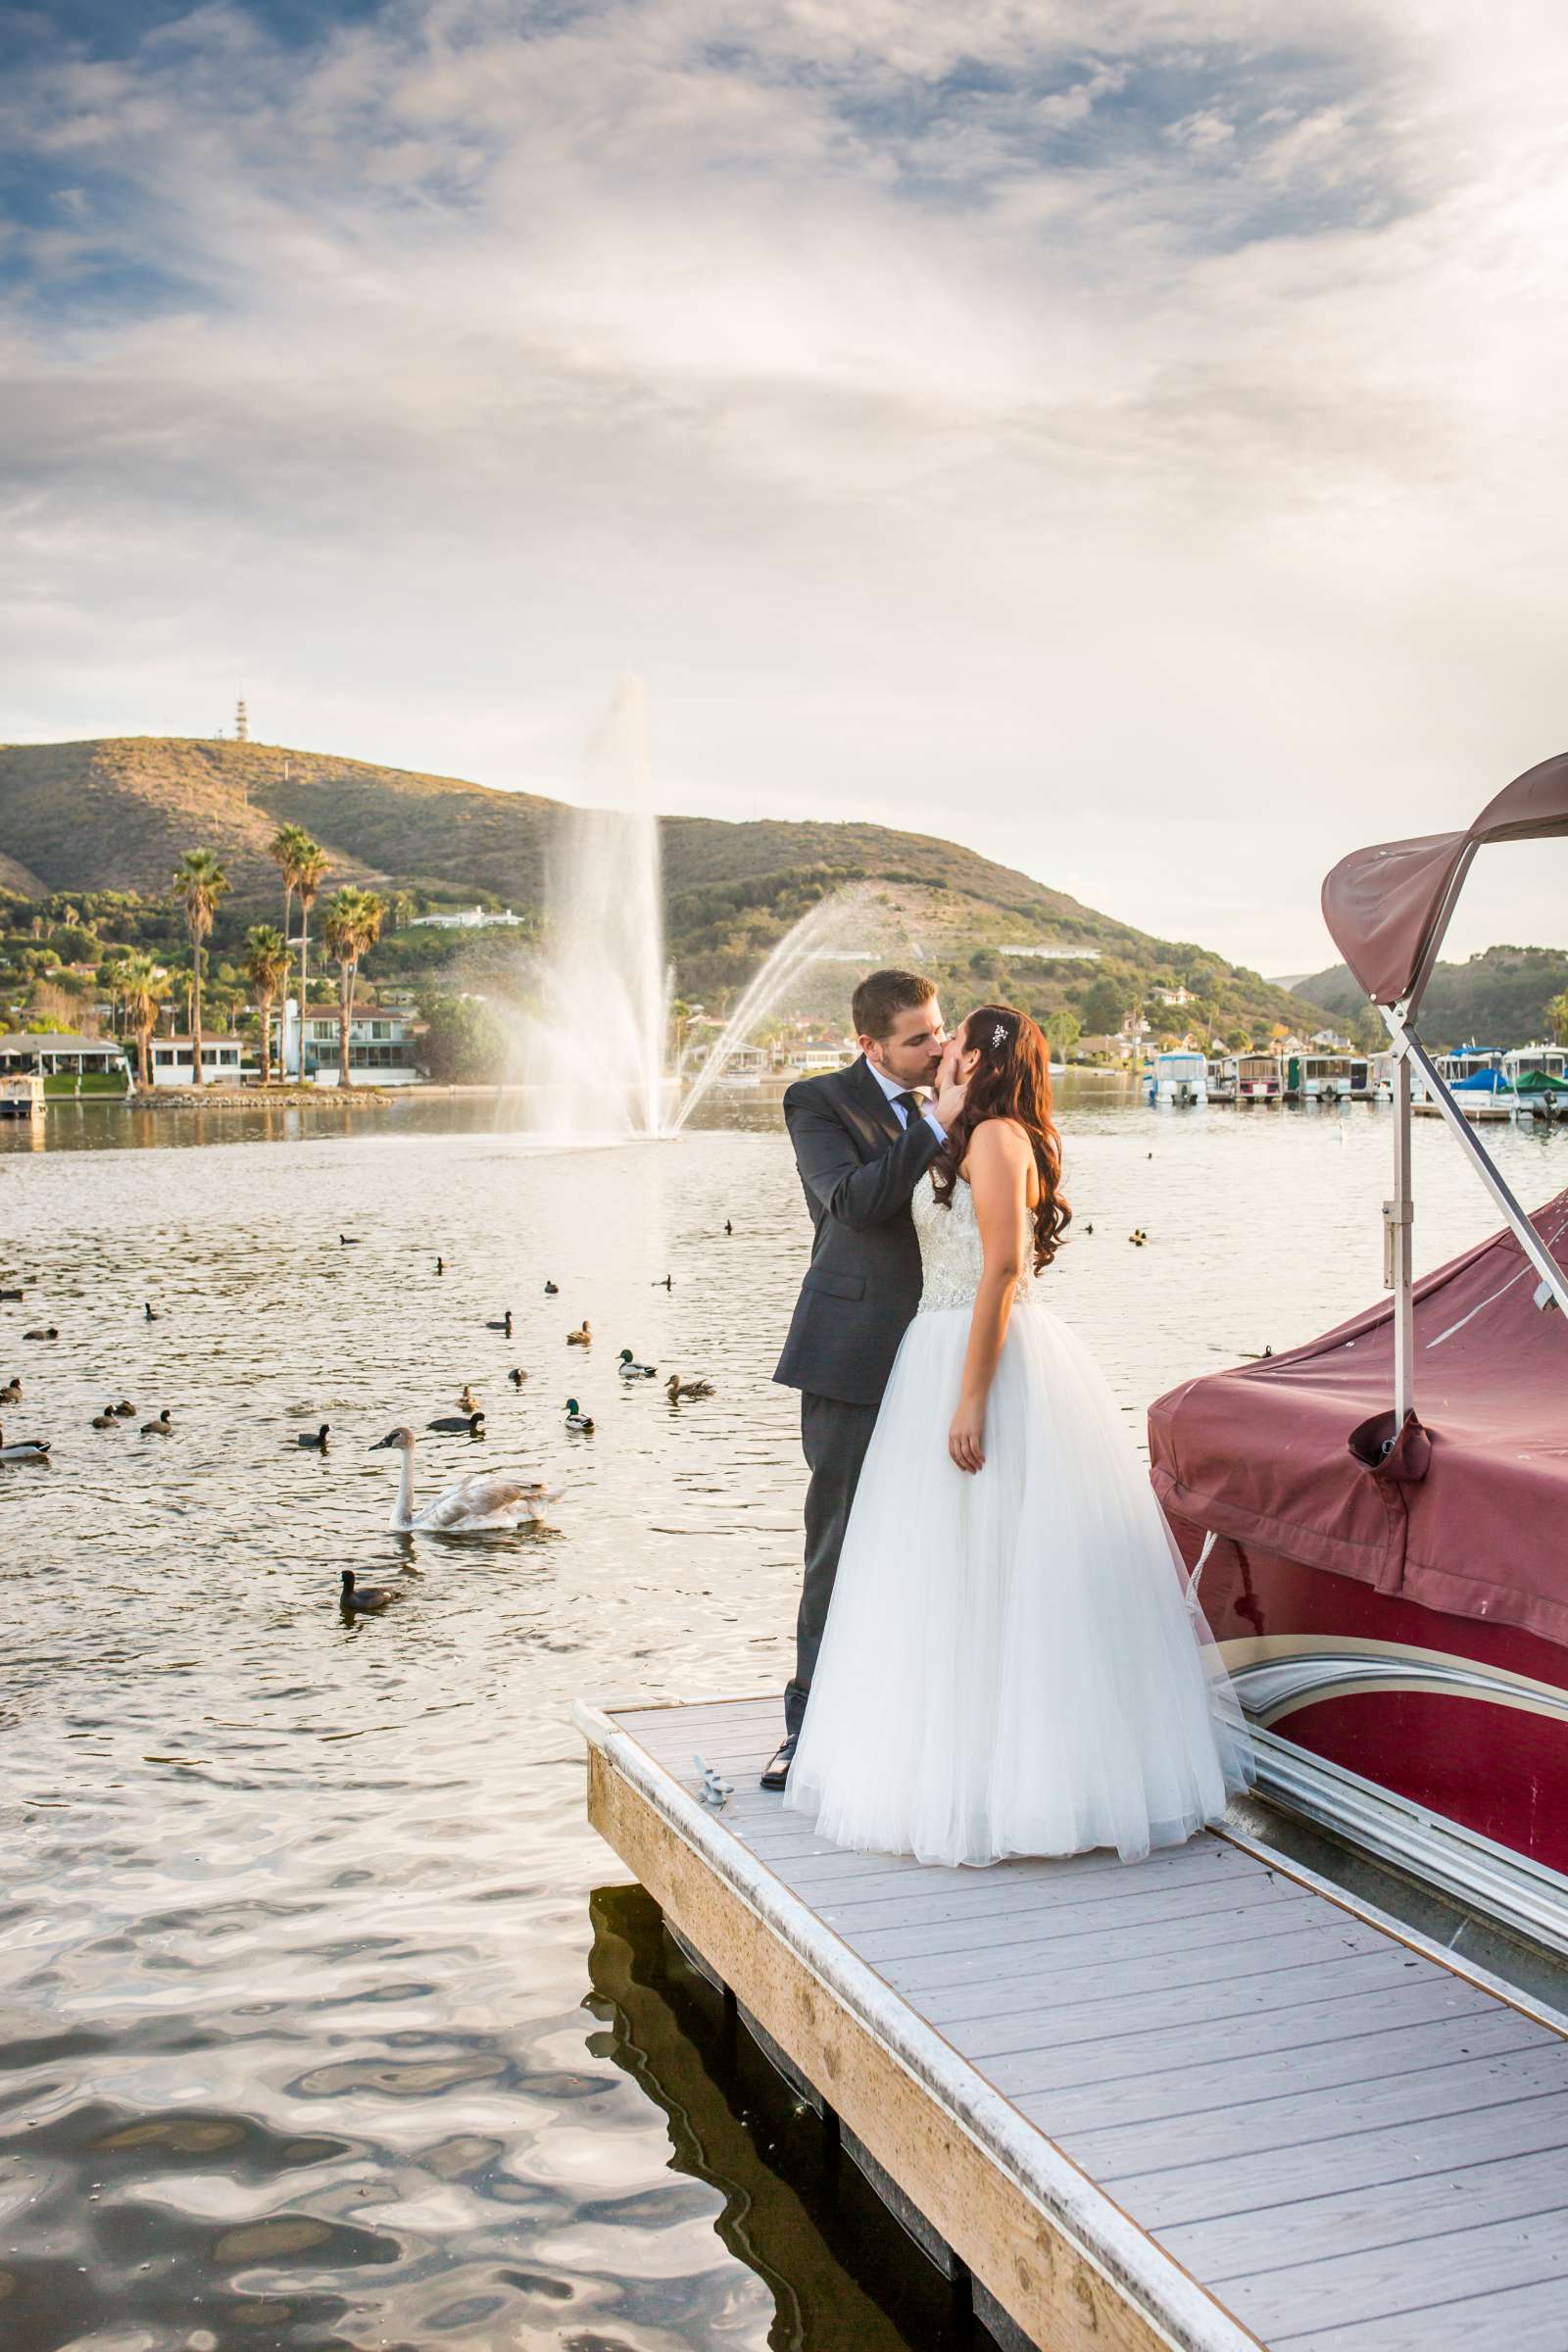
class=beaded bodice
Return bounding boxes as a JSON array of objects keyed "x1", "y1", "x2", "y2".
[{"x1": 912, "y1": 1170, "x2": 1035, "y2": 1313}]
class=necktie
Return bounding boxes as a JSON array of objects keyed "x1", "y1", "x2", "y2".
[{"x1": 895, "y1": 1090, "x2": 924, "y2": 1125}]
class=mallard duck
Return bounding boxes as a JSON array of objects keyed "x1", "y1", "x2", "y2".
[
  {"x1": 91, "y1": 1405, "x2": 121, "y2": 1430},
  {"x1": 297, "y1": 1423, "x2": 330, "y2": 1449},
  {"x1": 486, "y1": 1311, "x2": 514, "y2": 1336},
  {"x1": 0, "y1": 1426, "x2": 50, "y2": 1464},
  {"x1": 566, "y1": 1321, "x2": 591, "y2": 1347},
  {"x1": 544, "y1": 1280, "x2": 559, "y2": 1296},
  {"x1": 113, "y1": 1400, "x2": 136, "y2": 1418},
  {"x1": 666, "y1": 1375, "x2": 715, "y2": 1402},
  {"x1": 141, "y1": 1409, "x2": 173, "y2": 1436},
  {"x1": 427, "y1": 1410, "x2": 485, "y2": 1436},
  {"x1": 368, "y1": 1427, "x2": 561, "y2": 1531},
  {"x1": 339, "y1": 1234, "x2": 363, "y2": 1247},
  {"x1": 340, "y1": 1569, "x2": 393, "y2": 1612},
  {"x1": 618, "y1": 1349, "x2": 658, "y2": 1379},
  {"x1": 509, "y1": 1367, "x2": 528, "y2": 1387},
  {"x1": 564, "y1": 1398, "x2": 595, "y2": 1434},
  {"x1": 0, "y1": 1378, "x2": 20, "y2": 1405},
  {"x1": 458, "y1": 1385, "x2": 482, "y2": 1413},
  {"x1": 144, "y1": 1302, "x2": 161, "y2": 1321},
  {"x1": 23, "y1": 1327, "x2": 58, "y2": 1342}
]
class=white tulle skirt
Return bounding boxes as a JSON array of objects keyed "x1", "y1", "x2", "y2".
[{"x1": 785, "y1": 1301, "x2": 1253, "y2": 1868}]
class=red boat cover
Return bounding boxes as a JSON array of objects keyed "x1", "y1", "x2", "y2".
[
  {"x1": 1148, "y1": 1187, "x2": 1568, "y2": 1648},
  {"x1": 1321, "y1": 751, "x2": 1568, "y2": 1005}
]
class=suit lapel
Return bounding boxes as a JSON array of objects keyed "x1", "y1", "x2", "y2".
[{"x1": 845, "y1": 1054, "x2": 905, "y2": 1147}]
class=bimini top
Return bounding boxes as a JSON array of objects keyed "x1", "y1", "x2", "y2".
[
  {"x1": 1321, "y1": 751, "x2": 1568, "y2": 1008},
  {"x1": 1148, "y1": 1187, "x2": 1568, "y2": 1650}
]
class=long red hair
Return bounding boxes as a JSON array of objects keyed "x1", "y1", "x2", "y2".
[{"x1": 931, "y1": 1004, "x2": 1070, "y2": 1271}]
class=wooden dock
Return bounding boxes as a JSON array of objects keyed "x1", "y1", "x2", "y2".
[{"x1": 577, "y1": 1692, "x2": 1568, "y2": 2352}]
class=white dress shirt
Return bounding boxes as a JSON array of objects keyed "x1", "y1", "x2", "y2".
[{"x1": 866, "y1": 1056, "x2": 947, "y2": 1142}]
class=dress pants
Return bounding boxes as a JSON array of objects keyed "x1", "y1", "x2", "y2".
[{"x1": 786, "y1": 1390, "x2": 881, "y2": 1740}]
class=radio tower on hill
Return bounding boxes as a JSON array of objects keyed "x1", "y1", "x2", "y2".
[{"x1": 235, "y1": 696, "x2": 249, "y2": 743}]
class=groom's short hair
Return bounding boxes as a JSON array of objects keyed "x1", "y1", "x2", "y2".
[{"x1": 853, "y1": 968, "x2": 938, "y2": 1041}]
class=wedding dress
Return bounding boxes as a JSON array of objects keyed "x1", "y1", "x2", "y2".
[{"x1": 784, "y1": 1169, "x2": 1252, "y2": 1867}]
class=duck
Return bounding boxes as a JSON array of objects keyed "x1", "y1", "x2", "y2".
[
  {"x1": 141, "y1": 1409, "x2": 174, "y2": 1436},
  {"x1": 564, "y1": 1398, "x2": 595, "y2": 1435},
  {"x1": 724, "y1": 1219, "x2": 733, "y2": 1235},
  {"x1": 297, "y1": 1423, "x2": 331, "y2": 1449},
  {"x1": 0, "y1": 1378, "x2": 20, "y2": 1405},
  {"x1": 144, "y1": 1303, "x2": 161, "y2": 1321},
  {"x1": 339, "y1": 1234, "x2": 363, "y2": 1247},
  {"x1": 0, "y1": 1288, "x2": 23, "y2": 1302},
  {"x1": 1085, "y1": 1223, "x2": 1094, "y2": 1236},
  {"x1": 653, "y1": 1274, "x2": 673, "y2": 1290},
  {"x1": 368, "y1": 1426, "x2": 561, "y2": 1532},
  {"x1": 0, "y1": 1426, "x2": 50, "y2": 1464},
  {"x1": 566, "y1": 1320, "x2": 591, "y2": 1347},
  {"x1": 509, "y1": 1367, "x2": 528, "y2": 1387},
  {"x1": 427, "y1": 1409, "x2": 486, "y2": 1437},
  {"x1": 340, "y1": 1569, "x2": 393, "y2": 1613},
  {"x1": 1128, "y1": 1228, "x2": 1149, "y2": 1247},
  {"x1": 91, "y1": 1404, "x2": 121, "y2": 1430},
  {"x1": 458, "y1": 1385, "x2": 482, "y2": 1413},
  {"x1": 113, "y1": 1399, "x2": 136, "y2": 1418},
  {"x1": 617, "y1": 1348, "x2": 659, "y2": 1380},
  {"x1": 23, "y1": 1327, "x2": 58, "y2": 1342},
  {"x1": 435, "y1": 1256, "x2": 444, "y2": 1276},
  {"x1": 666, "y1": 1374, "x2": 715, "y2": 1402},
  {"x1": 544, "y1": 1280, "x2": 559, "y2": 1296},
  {"x1": 486, "y1": 1311, "x2": 514, "y2": 1336}
]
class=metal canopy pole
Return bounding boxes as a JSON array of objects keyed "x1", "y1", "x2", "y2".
[
  {"x1": 1380, "y1": 1018, "x2": 1415, "y2": 1423},
  {"x1": 1382, "y1": 1006, "x2": 1568, "y2": 1336}
]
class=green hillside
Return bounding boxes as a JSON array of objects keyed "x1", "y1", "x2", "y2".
[
  {"x1": 1300, "y1": 946, "x2": 1568, "y2": 1053},
  {"x1": 0, "y1": 735, "x2": 1333, "y2": 1042}
]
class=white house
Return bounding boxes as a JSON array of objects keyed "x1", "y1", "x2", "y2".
[
  {"x1": 0, "y1": 1031, "x2": 129, "y2": 1084},
  {"x1": 148, "y1": 1035, "x2": 247, "y2": 1088},
  {"x1": 793, "y1": 1041, "x2": 854, "y2": 1072},
  {"x1": 409, "y1": 906, "x2": 525, "y2": 931}
]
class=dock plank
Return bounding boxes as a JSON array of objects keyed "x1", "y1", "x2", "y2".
[
  {"x1": 1162, "y1": 2142, "x2": 1568, "y2": 2284},
  {"x1": 1221, "y1": 2203, "x2": 1568, "y2": 2337},
  {"x1": 1275, "y1": 2270, "x2": 1568, "y2": 2352}
]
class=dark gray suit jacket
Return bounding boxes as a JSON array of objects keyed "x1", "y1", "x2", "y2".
[{"x1": 773, "y1": 1055, "x2": 944, "y2": 1406}]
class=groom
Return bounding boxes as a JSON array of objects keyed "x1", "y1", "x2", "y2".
[{"x1": 764, "y1": 969, "x2": 964, "y2": 1789}]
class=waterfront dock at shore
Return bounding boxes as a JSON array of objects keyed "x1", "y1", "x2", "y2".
[{"x1": 579, "y1": 1692, "x2": 1568, "y2": 2352}]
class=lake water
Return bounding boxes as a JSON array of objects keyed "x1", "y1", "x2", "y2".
[{"x1": 3, "y1": 1082, "x2": 1562, "y2": 2352}]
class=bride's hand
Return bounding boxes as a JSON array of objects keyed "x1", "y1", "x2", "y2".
[
  {"x1": 934, "y1": 1041, "x2": 968, "y2": 1131},
  {"x1": 949, "y1": 1394, "x2": 986, "y2": 1474}
]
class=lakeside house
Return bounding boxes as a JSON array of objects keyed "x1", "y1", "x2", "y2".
[
  {"x1": 148, "y1": 1035, "x2": 248, "y2": 1088},
  {"x1": 280, "y1": 1001, "x2": 421, "y2": 1085},
  {"x1": 0, "y1": 1030, "x2": 128, "y2": 1086}
]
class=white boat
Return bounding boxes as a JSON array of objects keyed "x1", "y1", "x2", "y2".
[
  {"x1": 0, "y1": 1074, "x2": 45, "y2": 1121},
  {"x1": 1143, "y1": 1050, "x2": 1207, "y2": 1105},
  {"x1": 1229, "y1": 1051, "x2": 1283, "y2": 1103}
]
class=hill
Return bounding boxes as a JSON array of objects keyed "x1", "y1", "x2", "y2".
[
  {"x1": 0, "y1": 735, "x2": 1333, "y2": 1039},
  {"x1": 1299, "y1": 946, "x2": 1568, "y2": 1053}
]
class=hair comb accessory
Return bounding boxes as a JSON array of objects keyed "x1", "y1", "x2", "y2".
[{"x1": 990, "y1": 1018, "x2": 1013, "y2": 1049}]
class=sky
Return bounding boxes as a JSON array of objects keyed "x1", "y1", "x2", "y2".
[{"x1": 4, "y1": 0, "x2": 1568, "y2": 973}]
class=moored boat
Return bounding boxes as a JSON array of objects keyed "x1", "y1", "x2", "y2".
[
  {"x1": 1143, "y1": 1049, "x2": 1207, "y2": 1104},
  {"x1": 0, "y1": 1074, "x2": 45, "y2": 1121},
  {"x1": 1150, "y1": 752, "x2": 1568, "y2": 1953}
]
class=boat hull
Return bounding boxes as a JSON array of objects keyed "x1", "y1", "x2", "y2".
[{"x1": 1166, "y1": 1514, "x2": 1568, "y2": 1883}]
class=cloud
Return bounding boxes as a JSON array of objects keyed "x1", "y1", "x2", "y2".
[{"x1": 2, "y1": 0, "x2": 1568, "y2": 967}]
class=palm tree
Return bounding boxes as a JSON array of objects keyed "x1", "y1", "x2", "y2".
[
  {"x1": 243, "y1": 924, "x2": 291, "y2": 1086},
  {"x1": 171, "y1": 849, "x2": 230, "y2": 1086},
  {"x1": 290, "y1": 840, "x2": 328, "y2": 1079},
  {"x1": 119, "y1": 954, "x2": 170, "y2": 1089},
  {"x1": 321, "y1": 887, "x2": 385, "y2": 1087},
  {"x1": 269, "y1": 823, "x2": 309, "y2": 952}
]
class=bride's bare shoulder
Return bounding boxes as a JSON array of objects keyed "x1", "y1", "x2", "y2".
[{"x1": 967, "y1": 1115, "x2": 1032, "y2": 1161}]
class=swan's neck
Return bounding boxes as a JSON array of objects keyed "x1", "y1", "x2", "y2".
[{"x1": 389, "y1": 1446, "x2": 416, "y2": 1531}]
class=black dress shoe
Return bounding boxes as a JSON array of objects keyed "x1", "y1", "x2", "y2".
[{"x1": 760, "y1": 1736, "x2": 797, "y2": 1791}]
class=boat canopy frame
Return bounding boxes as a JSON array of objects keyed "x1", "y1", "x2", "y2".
[{"x1": 1321, "y1": 753, "x2": 1568, "y2": 1421}]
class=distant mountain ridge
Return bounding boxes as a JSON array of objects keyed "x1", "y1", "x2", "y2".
[
  {"x1": 0, "y1": 735, "x2": 1333, "y2": 1034},
  {"x1": 1300, "y1": 945, "x2": 1568, "y2": 1052}
]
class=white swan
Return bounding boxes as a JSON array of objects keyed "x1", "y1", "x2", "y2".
[{"x1": 368, "y1": 1426, "x2": 560, "y2": 1532}]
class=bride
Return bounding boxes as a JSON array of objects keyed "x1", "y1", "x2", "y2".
[{"x1": 784, "y1": 1004, "x2": 1252, "y2": 1868}]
